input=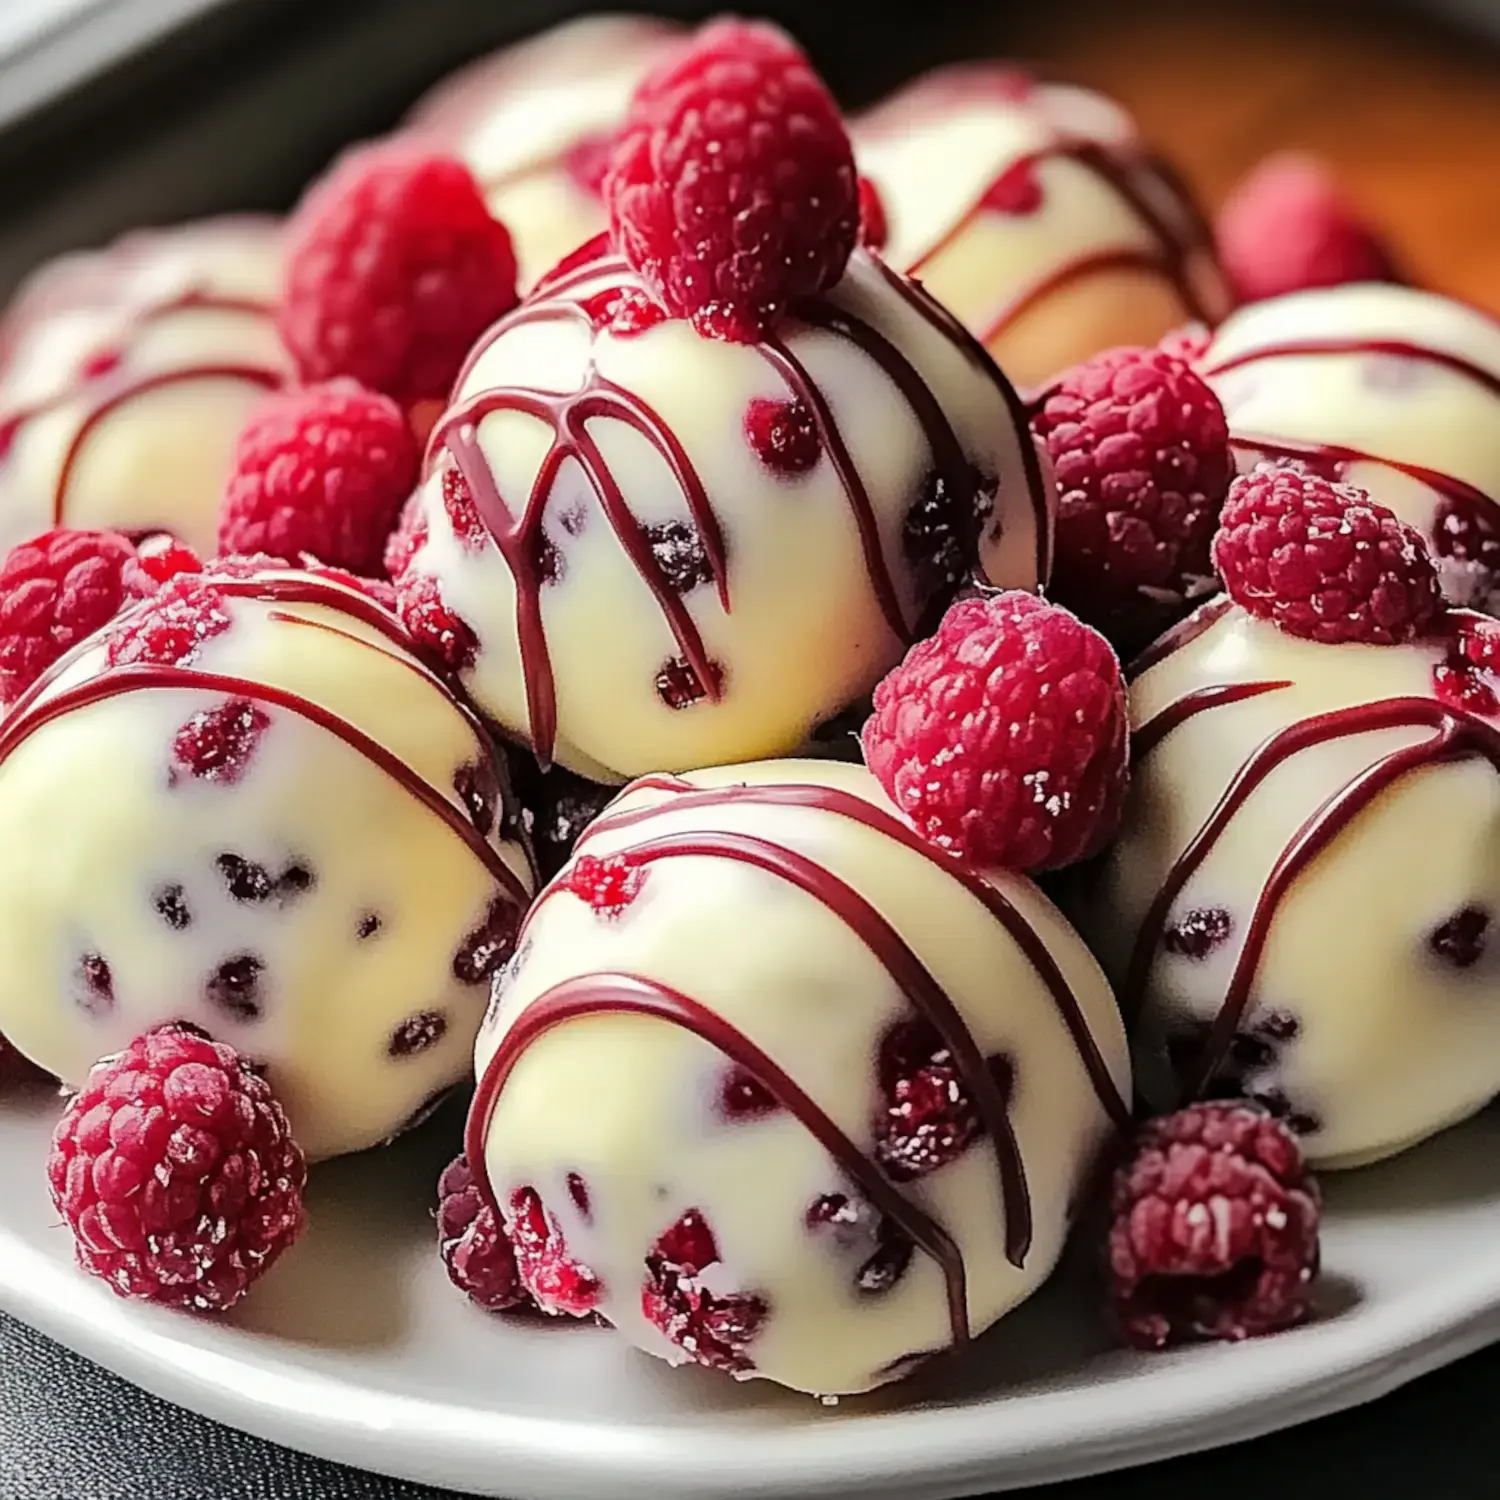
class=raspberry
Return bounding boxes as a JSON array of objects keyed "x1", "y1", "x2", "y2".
[
  {"x1": 384, "y1": 494, "x2": 429, "y2": 580},
  {"x1": 451, "y1": 894, "x2": 521, "y2": 986},
  {"x1": 280, "y1": 143, "x2": 520, "y2": 404},
  {"x1": 857, "y1": 176, "x2": 889, "y2": 251},
  {"x1": 863, "y1": 591, "x2": 1129, "y2": 870},
  {"x1": 1212, "y1": 465, "x2": 1443, "y2": 646},
  {"x1": 47, "y1": 1025, "x2": 306, "y2": 1312},
  {"x1": 605, "y1": 19, "x2": 858, "y2": 340},
  {"x1": 1031, "y1": 346, "x2": 1234, "y2": 654},
  {"x1": 504, "y1": 1186, "x2": 605, "y2": 1317},
  {"x1": 1216, "y1": 153, "x2": 1401, "y2": 305},
  {"x1": 558, "y1": 852, "x2": 648, "y2": 917},
  {"x1": 398, "y1": 571, "x2": 478, "y2": 673},
  {"x1": 745, "y1": 397, "x2": 820, "y2": 476},
  {"x1": 1435, "y1": 613, "x2": 1500, "y2": 716},
  {"x1": 123, "y1": 536, "x2": 203, "y2": 600},
  {"x1": 171, "y1": 698, "x2": 272, "y2": 786},
  {"x1": 108, "y1": 573, "x2": 233, "y2": 668},
  {"x1": 441, "y1": 466, "x2": 488, "y2": 552},
  {"x1": 642, "y1": 1208, "x2": 768, "y2": 1374},
  {"x1": 1107, "y1": 1100, "x2": 1321, "y2": 1350},
  {"x1": 0, "y1": 529, "x2": 138, "y2": 703},
  {"x1": 436, "y1": 1154, "x2": 530, "y2": 1312},
  {"x1": 1429, "y1": 905, "x2": 1490, "y2": 969},
  {"x1": 219, "y1": 383, "x2": 418, "y2": 576}
]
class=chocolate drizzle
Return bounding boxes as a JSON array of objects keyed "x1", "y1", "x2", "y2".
[
  {"x1": 1203, "y1": 337, "x2": 1500, "y2": 401},
  {"x1": 1132, "y1": 680, "x2": 1292, "y2": 762},
  {"x1": 1127, "y1": 595, "x2": 1234, "y2": 680}
]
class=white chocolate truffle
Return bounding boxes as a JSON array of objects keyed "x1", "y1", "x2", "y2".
[
  {"x1": 405, "y1": 15, "x2": 681, "y2": 289},
  {"x1": 0, "y1": 218, "x2": 289, "y2": 556},
  {"x1": 468, "y1": 759, "x2": 1129, "y2": 1395},
  {"x1": 1197, "y1": 284, "x2": 1500, "y2": 612},
  {"x1": 1082, "y1": 598, "x2": 1500, "y2": 1168},
  {"x1": 0, "y1": 563, "x2": 533, "y2": 1160},
  {"x1": 854, "y1": 65, "x2": 1231, "y2": 390},
  {"x1": 395, "y1": 244, "x2": 1053, "y2": 783}
]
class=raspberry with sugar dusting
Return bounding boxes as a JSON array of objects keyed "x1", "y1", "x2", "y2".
[
  {"x1": 0, "y1": 529, "x2": 138, "y2": 704},
  {"x1": 123, "y1": 536, "x2": 203, "y2": 600},
  {"x1": 219, "y1": 382, "x2": 418, "y2": 576},
  {"x1": 503, "y1": 1186, "x2": 606, "y2": 1317},
  {"x1": 107, "y1": 571, "x2": 233, "y2": 668},
  {"x1": 1031, "y1": 346, "x2": 1234, "y2": 655},
  {"x1": 398, "y1": 572, "x2": 479, "y2": 673},
  {"x1": 1212, "y1": 464, "x2": 1444, "y2": 646},
  {"x1": 862, "y1": 590, "x2": 1129, "y2": 870},
  {"x1": 47, "y1": 1024, "x2": 306, "y2": 1311},
  {"x1": 280, "y1": 142, "x2": 519, "y2": 404},
  {"x1": 437, "y1": 1153, "x2": 531, "y2": 1312},
  {"x1": 1108, "y1": 1099, "x2": 1321, "y2": 1350},
  {"x1": 559, "y1": 851, "x2": 649, "y2": 917},
  {"x1": 605, "y1": 18, "x2": 858, "y2": 340}
]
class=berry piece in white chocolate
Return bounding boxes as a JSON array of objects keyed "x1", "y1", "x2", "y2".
[
  {"x1": 1083, "y1": 597, "x2": 1500, "y2": 1168},
  {"x1": 0, "y1": 219, "x2": 289, "y2": 556},
  {"x1": 1196, "y1": 284, "x2": 1500, "y2": 613},
  {"x1": 394, "y1": 244, "x2": 1052, "y2": 782},
  {"x1": 404, "y1": 16, "x2": 682, "y2": 291},
  {"x1": 0, "y1": 562, "x2": 533, "y2": 1160},
  {"x1": 854, "y1": 66, "x2": 1231, "y2": 390},
  {"x1": 468, "y1": 759, "x2": 1130, "y2": 1395}
]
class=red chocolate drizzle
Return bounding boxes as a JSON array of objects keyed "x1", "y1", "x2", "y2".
[
  {"x1": 1132, "y1": 680, "x2": 1292, "y2": 762},
  {"x1": 427, "y1": 251, "x2": 1043, "y2": 764},
  {"x1": 1127, "y1": 595, "x2": 1234, "y2": 680},
  {"x1": 1203, "y1": 337, "x2": 1500, "y2": 401},
  {"x1": 465, "y1": 972, "x2": 975, "y2": 1349}
]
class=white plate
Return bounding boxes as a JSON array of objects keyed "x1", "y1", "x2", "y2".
[{"x1": 2, "y1": 1073, "x2": 1499, "y2": 1500}]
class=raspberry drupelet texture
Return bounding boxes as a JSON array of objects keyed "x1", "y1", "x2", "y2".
[
  {"x1": 436, "y1": 1154, "x2": 530, "y2": 1312},
  {"x1": 279, "y1": 143, "x2": 520, "y2": 404},
  {"x1": 503, "y1": 1186, "x2": 606, "y2": 1317},
  {"x1": 1212, "y1": 465, "x2": 1444, "y2": 646},
  {"x1": 123, "y1": 536, "x2": 204, "y2": 600},
  {"x1": 604, "y1": 18, "x2": 859, "y2": 341},
  {"x1": 862, "y1": 591, "x2": 1129, "y2": 871},
  {"x1": 1030, "y1": 346, "x2": 1234, "y2": 655},
  {"x1": 1108, "y1": 1100, "x2": 1322, "y2": 1350},
  {"x1": 47, "y1": 1025, "x2": 307, "y2": 1311},
  {"x1": 1216, "y1": 153, "x2": 1401, "y2": 305},
  {"x1": 107, "y1": 572, "x2": 234, "y2": 668},
  {"x1": 219, "y1": 382, "x2": 419, "y2": 576},
  {"x1": 398, "y1": 572, "x2": 479, "y2": 673},
  {"x1": 0, "y1": 529, "x2": 139, "y2": 703}
]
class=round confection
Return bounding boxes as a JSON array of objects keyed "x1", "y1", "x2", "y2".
[
  {"x1": 1081, "y1": 597, "x2": 1500, "y2": 1168},
  {"x1": 0, "y1": 563, "x2": 533, "y2": 1160},
  {"x1": 0, "y1": 218, "x2": 289, "y2": 555},
  {"x1": 854, "y1": 65, "x2": 1231, "y2": 390},
  {"x1": 395, "y1": 243, "x2": 1053, "y2": 783},
  {"x1": 403, "y1": 15, "x2": 682, "y2": 290},
  {"x1": 469, "y1": 759, "x2": 1130, "y2": 1395},
  {"x1": 1196, "y1": 284, "x2": 1500, "y2": 614}
]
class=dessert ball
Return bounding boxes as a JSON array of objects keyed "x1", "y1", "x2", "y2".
[
  {"x1": 854, "y1": 66, "x2": 1231, "y2": 389},
  {"x1": 468, "y1": 759, "x2": 1130, "y2": 1395},
  {"x1": 0, "y1": 219, "x2": 289, "y2": 556},
  {"x1": 1197, "y1": 284, "x2": 1500, "y2": 612},
  {"x1": 405, "y1": 15, "x2": 681, "y2": 289},
  {"x1": 0, "y1": 561, "x2": 533, "y2": 1160},
  {"x1": 1084, "y1": 597, "x2": 1500, "y2": 1169},
  {"x1": 394, "y1": 244, "x2": 1053, "y2": 782}
]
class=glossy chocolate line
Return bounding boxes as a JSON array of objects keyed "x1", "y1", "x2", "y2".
[
  {"x1": 1132, "y1": 680, "x2": 1293, "y2": 762},
  {"x1": 1126, "y1": 595, "x2": 1233, "y2": 680},
  {"x1": 465, "y1": 972, "x2": 974, "y2": 1348},
  {"x1": 979, "y1": 247, "x2": 1177, "y2": 347},
  {"x1": 593, "y1": 775, "x2": 1130, "y2": 1129},
  {"x1": 1203, "y1": 338, "x2": 1500, "y2": 400},
  {"x1": 0, "y1": 663, "x2": 528, "y2": 905}
]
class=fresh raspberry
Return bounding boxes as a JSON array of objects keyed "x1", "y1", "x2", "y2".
[
  {"x1": 858, "y1": 176, "x2": 889, "y2": 251},
  {"x1": 397, "y1": 571, "x2": 478, "y2": 673},
  {"x1": 642, "y1": 1208, "x2": 768, "y2": 1374},
  {"x1": 863, "y1": 591, "x2": 1129, "y2": 870},
  {"x1": 436, "y1": 1154, "x2": 531, "y2": 1312},
  {"x1": 47, "y1": 1025, "x2": 306, "y2": 1312},
  {"x1": 0, "y1": 529, "x2": 137, "y2": 703},
  {"x1": 384, "y1": 494, "x2": 429, "y2": 581},
  {"x1": 171, "y1": 698, "x2": 272, "y2": 786},
  {"x1": 745, "y1": 397, "x2": 820, "y2": 477},
  {"x1": 441, "y1": 466, "x2": 487, "y2": 552},
  {"x1": 503, "y1": 1186, "x2": 605, "y2": 1317},
  {"x1": 1216, "y1": 153, "x2": 1401, "y2": 305},
  {"x1": 123, "y1": 536, "x2": 203, "y2": 599},
  {"x1": 605, "y1": 19, "x2": 858, "y2": 340},
  {"x1": 108, "y1": 573, "x2": 233, "y2": 668},
  {"x1": 280, "y1": 142, "x2": 520, "y2": 404},
  {"x1": 1212, "y1": 465, "x2": 1443, "y2": 646},
  {"x1": 1433, "y1": 612, "x2": 1500, "y2": 716},
  {"x1": 1108, "y1": 1100, "x2": 1321, "y2": 1350},
  {"x1": 1031, "y1": 346, "x2": 1234, "y2": 654},
  {"x1": 203, "y1": 552, "x2": 399, "y2": 613},
  {"x1": 558, "y1": 852, "x2": 649, "y2": 917},
  {"x1": 219, "y1": 382, "x2": 418, "y2": 576}
]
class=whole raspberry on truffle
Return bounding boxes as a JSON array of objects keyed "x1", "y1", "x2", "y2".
[
  {"x1": 604, "y1": 18, "x2": 859, "y2": 341},
  {"x1": 1108, "y1": 1100, "x2": 1321, "y2": 1350},
  {"x1": 219, "y1": 382, "x2": 419, "y2": 576},
  {"x1": 1216, "y1": 153, "x2": 1401, "y2": 305},
  {"x1": 280, "y1": 142, "x2": 519, "y2": 404},
  {"x1": 1213, "y1": 464, "x2": 1444, "y2": 645},
  {"x1": 122, "y1": 535, "x2": 203, "y2": 600},
  {"x1": 47, "y1": 1025, "x2": 307, "y2": 1311},
  {"x1": 0, "y1": 528, "x2": 138, "y2": 703},
  {"x1": 436, "y1": 1153, "x2": 531, "y2": 1312},
  {"x1": 862, "y1": 590, "x2": 1129, "y2": 871},
  {"x1": 1031, "y1": 346, "x2": 1234, "y2": 655}
]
